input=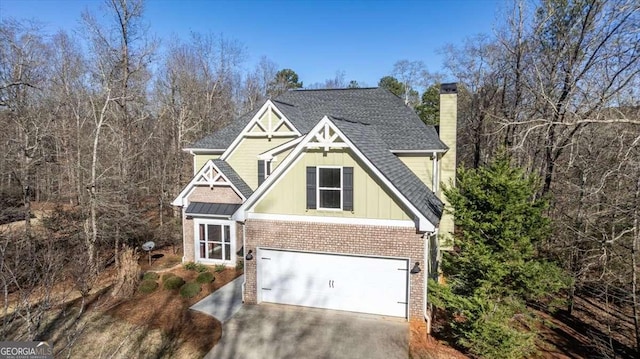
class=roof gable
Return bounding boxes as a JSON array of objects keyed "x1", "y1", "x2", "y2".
[
  {"x1": 172, "y1": 159, "x2": 252, "y2": 207},
  {"x1": 235, "y1": 116, "x2": 442, "y2": 232},
  {"x1": 220, "y1": 100, "x2": 301, "y2": 161},
  {"x1": 186, "y1": 88, "x2": 447, "y2": 152}
]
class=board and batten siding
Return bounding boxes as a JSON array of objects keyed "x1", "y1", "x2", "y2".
[
  {"x1": 253, "y1": 149, "x2": 413, "y2": 220},
  {"x1": 397, "y1": 155, "x2": 434, "y2": 190},
  {"x1": 193, "y1": 154, "x2": 221, "y2": 173},
  {"x1": 226, "y1": 137, "x2": 294, "y2": 190},
  {"x1": 270, "y1": 148, "x2": 293, "y2": 170}
]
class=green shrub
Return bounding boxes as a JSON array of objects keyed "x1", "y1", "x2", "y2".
[
  {"x1": 161, "y1": 272, "x2": 176, "y2": 281},
  {"x1": 214, "y1": 264, "x2": 226, "y2": 273},
  {"x1": 139, "y1": 279, "x2": 158, "y2": 293},
  {"x1": 179, "y1": 282, "x2": 201, "y2": 298},
  {"x1": 143, "y1": 272, "x2": 159, "y2": 281},
  {"x1": 196, "y1": 271, "x2": 214, "y2": 284},
  {"x1": 235, "y1": 259, "x2": 244, "y2": 271},
  {"x1": 163, "y1": 275, "x2": 185, "y2": 290},
  {"x1": 195, "y1": 263, "x2": 209, "y2": 272},
  {"x1": 184, "y1": 262, "x2": 209, "y2": 272}
]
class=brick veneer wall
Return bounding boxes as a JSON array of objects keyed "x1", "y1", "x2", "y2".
[
  {"x1": 244, "y1": 219, "x2": 426, "y2": 321},
  {"x1": 182, "y1": 185, "x2": 244, "y2": 262},
  {"x1": 188, "y1": 186, "x2": 242, "y2": 204},
  {"x1": 183, "y1": 214, "x2": 195, "y2": 262}
]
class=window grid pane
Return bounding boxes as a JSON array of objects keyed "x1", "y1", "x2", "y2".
[
  {"x1": 320, "y1": 189, "x2": 341, "y2": 208},
  {"x1": 319, "y1": 168, "x2": 341, "y2": 188},
  {"x1": 224, "y1": 226, "x2": 231, "y2": 243},
  {"x1": 198, "y1": 223, "x2": 232, "y2": 261}
]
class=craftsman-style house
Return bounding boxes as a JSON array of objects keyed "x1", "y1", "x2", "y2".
[{"x1": 172, "y1": 84, "x2": 457, "y2": 328}]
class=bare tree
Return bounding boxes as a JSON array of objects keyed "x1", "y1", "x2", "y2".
[{"x1": 0, "y1": 20, "x2": 55, "y2": 241}]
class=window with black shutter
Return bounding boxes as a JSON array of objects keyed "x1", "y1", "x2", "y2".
[
  {"x1": 258, "y1": 160, "x2": 265, "y2": 185},
  {"x1": 309, "y1": 166, "x2": 354, "y2": 211}
]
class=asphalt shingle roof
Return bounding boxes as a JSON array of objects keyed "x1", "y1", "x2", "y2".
[
  {"x1": 275, "y1": 88, "x2": 446, "y2": 151},
  {"x1": 212, "y1": 159, "x2": 253, "y2": 199},
  {"x1": 188, "y1": 88, "x2": 447, "y2": 151},
  {"x1": 188, "y1": 88, "x2": 446, "y2": 224},
  {"x1": 333, "y1": 118, "x2": 443, "y2": 225},
  {"x1": 189, "y1": 107, "x2": 260, "y2": 150},
  {"x1": 185, "y1": 202, "x2": 241, "y2": 217}
]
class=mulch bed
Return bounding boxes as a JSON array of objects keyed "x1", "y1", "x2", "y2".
[{"x1": 108, "y1": 252, "x2": 243, "y2": 356}]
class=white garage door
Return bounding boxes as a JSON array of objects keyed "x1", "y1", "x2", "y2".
[{"x1": 257, "y1": 248, "x2": 409, "y2": 318}]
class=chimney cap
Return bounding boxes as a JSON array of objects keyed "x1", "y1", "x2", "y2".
[{"x1": 440, "y1": 83, "x2": 457, "y2": 94}]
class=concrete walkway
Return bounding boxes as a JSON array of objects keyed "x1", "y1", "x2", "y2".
[
  {"x1": 205, "y1": 304, "x2": 408, "y2": 359},
  {"x1": 190, "y1": 274, "x2": 244, "y2": 323}
]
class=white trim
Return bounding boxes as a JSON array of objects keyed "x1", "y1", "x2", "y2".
[
  {"x1": 244, "y1": 132, "x2": 298, "y2": 138},
  {"x1": 185, "y1": 213, "x2": 234, "y2": 219},
  {"x1": 184, "y1": 148, "x2": 225, "y2": 154},
  {"x1": 257, "y1": 137, "x2": 303, "y2": 160},
  {"x1": 193, "y1": 218, "x2": 236, "y2": 265},
  {"x1": 235, "y1": 116, "x2": 437, "y2": 232},
  {"x1": 432, "y1": 152, "x2": 439, "y2": 193},
  {"x1": 391, "y1": 149, "x2": 448, "y2": 154},
  {"x1": 192, "y1": 155, "x2": 198, "y2": 176},
  {"x1": 220, "y1": 100, "x2": 301, "y2": 161},
  {"x1": 305, "y1": 121, "x2": 349, "y2": 152},
  {"x1": 246, "y1": 212, "x2": 415, "y2": 228},
  {"x1": 182, "y1": 206, "x2": 187, "y2": 263},
  {"x1": 316, "y1": 166, "x2": 343, "y2": 211},
  {"x1": 172, "y1": 159, "x2": 246, "y2": 207}
]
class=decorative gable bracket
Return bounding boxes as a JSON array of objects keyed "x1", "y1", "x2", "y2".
[
  {"x1": 194, "y1": 162, "x2": 232, "y2": 189},
  {"x1": 172, "y1": 160, "x2": 246, "y2": 207},
  {"x1": 220, "y1": 100, "x2": 301, "y2": 161},
  {"x1": 305, "y1": 120, "x2": 349, "y2": 152},
  {"x1": 244, "y1": 102, "x2": 300, "y2": 139}
]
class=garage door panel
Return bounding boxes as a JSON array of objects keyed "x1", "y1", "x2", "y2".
[{"x1": 257, "y1": 249, "x2": 408, "y2": 318}]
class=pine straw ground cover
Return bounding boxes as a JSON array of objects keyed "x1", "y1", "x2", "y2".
[
  {"x1": 105, "y1": 266, "x2": 242, "y2": 358},
  {"x1": 34, "y1": 263, "x2": 242, "y2": 358}
]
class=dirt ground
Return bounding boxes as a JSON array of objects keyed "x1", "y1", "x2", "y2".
[{"x1": 409, "y1": 321, "x2": 468, "y2": 359}]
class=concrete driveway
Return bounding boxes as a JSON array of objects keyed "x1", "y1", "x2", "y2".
[{"x1": 205, "y1": 303, "x2": 408, "y2": 359}]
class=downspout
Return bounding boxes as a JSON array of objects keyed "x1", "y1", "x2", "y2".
[
  {"x1": 423, "y1": 231, "x2": 431, "y2": 334},
  {"x1": 182, "y1": 206, "x2": 187, "y2": 263},
  {"x1": 242, "y1": 221, "x2": 247, "y2": 302}
]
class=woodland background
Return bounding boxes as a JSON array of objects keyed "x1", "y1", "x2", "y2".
[{"x1": 1, "y1": 0, "x2": 639, "y2": 357}]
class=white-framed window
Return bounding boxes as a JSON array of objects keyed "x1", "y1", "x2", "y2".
[
  {"x1": 194, "y1": 219, "x2": 235, "y2": 263},
  {"x1": 317, "y1": 166, "x2": 342, "y2": 210}
]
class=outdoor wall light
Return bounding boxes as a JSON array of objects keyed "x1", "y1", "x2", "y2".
[
  {"x1": 410, "y1": 262, "x2": 421, "y2": 274},
  {"x1": 245, "y1": 250, "x2": 254, "y2": 260}
]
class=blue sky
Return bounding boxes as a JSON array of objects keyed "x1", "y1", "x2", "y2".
[{"x1": 1, "y1": 0, "x2": 503, "y2": 86}]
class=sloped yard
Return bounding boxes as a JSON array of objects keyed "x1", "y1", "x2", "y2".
[{"x1": 23, "y1": 248, "x2": 243, "y2": 358}]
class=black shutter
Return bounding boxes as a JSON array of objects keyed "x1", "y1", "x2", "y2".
[
  {"x1": 343, "y1": 167, "x2": 353, "y2": 211},
  {"x1": 258, "y1": 160, "x2": 265, "y2": 186},
  {"x1": 306, "y1": 166, "x2": 316, "y2": 209}
]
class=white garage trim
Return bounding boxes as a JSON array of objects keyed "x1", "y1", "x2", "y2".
[{"x1": 257, "y1": 248, "x2": 410, "y2": 318}]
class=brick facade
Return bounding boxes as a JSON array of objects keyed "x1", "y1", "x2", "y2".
[
  {"x1": 244, "y1": 219, "x2": 426, "y2": 321},
  {"x1": 183, "y1": 215, "x2": 195, "y2": 262},
  {"x1": 182, "y1": 185, "x2": 243, "y2": 262},
  {"x1": 187, "y1": 185, "x2": 242, "y2": 204}
]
